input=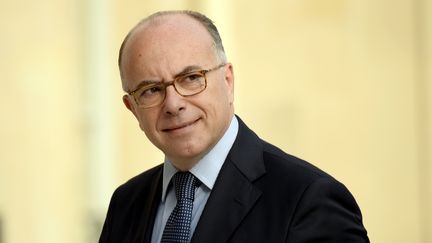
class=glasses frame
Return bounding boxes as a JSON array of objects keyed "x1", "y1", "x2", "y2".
[{"x1": 127, "y1": 63, "x2": 226, "y2": 109}]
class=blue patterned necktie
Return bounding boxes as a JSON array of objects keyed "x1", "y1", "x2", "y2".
[{"x1": 161, "y1": 172, "x2": 198, "y2": 243}]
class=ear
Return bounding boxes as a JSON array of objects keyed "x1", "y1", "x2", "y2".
[
  {"x1": 224, "y1": 63, "x2": 235, "y2": 104},
  {"x1": 123, "y1": 95, "x2": 139, "y2": 119}
]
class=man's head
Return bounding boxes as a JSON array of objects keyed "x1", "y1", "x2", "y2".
[{"x1": 119, "y1": 11, "x2": 235, "y2": 170}]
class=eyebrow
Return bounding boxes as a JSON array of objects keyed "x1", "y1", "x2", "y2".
[
  {"x1": 130, "y1": 80, "x2": 159, "y2": 93},
  {"x1": 131, "y1": 65, "x2": 204, "y2": 92},
  {"x1": 177, "y1": 65, "x2": 202, "y2": 76}
]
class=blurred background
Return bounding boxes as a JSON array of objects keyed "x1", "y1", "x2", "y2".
[{"x1": 0, "y1": 0, "x2": 431, "y2": 242}]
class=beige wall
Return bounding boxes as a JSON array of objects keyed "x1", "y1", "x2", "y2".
[{"x1": 0, "y1": 0, "x2": 430, "y2": 243}]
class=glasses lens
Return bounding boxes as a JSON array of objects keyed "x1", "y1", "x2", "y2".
[
  {"x1": 134, "y1": 83, "x2": 164, "y2": 107},
  {"x1": 175, "y1": 72, "x2": 206, "y2": 96}
]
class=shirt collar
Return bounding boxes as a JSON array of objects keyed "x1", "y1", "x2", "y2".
[{"x1": 161, "y1": 116, "x2": 239, "y2": 202}]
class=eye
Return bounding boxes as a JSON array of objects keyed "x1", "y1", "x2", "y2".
[
  {"x1": 139, "y1": 84, "x2": 163, "y2": 98},
  {"x1": 179, "y1": 72, "x2": 205, "y2": 85},
  {"x1": 184, "y1": 73, "x2": 202, "y2": 81}
]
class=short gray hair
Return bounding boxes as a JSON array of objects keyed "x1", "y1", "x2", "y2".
[{"x1": 119, "y1": 10, "x2": 227, "y2": 90}]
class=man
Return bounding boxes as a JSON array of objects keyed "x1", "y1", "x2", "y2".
[{"x1": 99, "y1": 10, "x2": 369, "y2": 243}]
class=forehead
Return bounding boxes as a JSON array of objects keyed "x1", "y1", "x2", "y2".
[{"x1": 121, "y1": 14, "x2": 217, "y2": 78}]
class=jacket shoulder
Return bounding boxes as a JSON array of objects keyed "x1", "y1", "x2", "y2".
[
  {"x1": 262, "y1": 141, "x2": 334, "y2": 183},
  {"x1": 113, "y1": 164, "x2": 163, "y2": 202}
]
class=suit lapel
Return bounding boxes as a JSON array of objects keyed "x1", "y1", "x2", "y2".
[
  {"x1": 191, "y1": 117, "x2": 266, "y2": 243},
  {"x1": 132, "y1": 167, "x2": 163, "y2": 243}
]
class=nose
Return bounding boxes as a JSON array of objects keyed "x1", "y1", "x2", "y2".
[{"x1": 162, "y1": 85, "x2": 186, "y2": 116}]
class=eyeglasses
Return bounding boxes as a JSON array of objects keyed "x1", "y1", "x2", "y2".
[{"x1": 127, "y1": 63, "x2": 226, "y2": 108}]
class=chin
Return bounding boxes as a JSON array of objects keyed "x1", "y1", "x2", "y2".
[{"x1": 168, "y1": 142, "x2": 208, "y2": 162}]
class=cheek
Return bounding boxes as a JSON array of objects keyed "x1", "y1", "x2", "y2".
[
  {"x1": 214, "y1": 84, "x2": 232, "y2": 108},
  {"x1": 136, "y1": 111, "x2": 158, "y2": 134},
  {"x1": 203, "y1": 87, "x2": 232, "y2": 125}
]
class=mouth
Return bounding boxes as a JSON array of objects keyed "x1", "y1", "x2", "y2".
[{"x1": 162, "y1": 118, "x2": 200, "y2": 133}]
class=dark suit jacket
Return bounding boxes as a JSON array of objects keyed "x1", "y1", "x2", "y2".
[{"x1": 99, "y1": 117, "x2": 369, "y2": 243}]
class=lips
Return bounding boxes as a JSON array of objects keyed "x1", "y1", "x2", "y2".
[{"x1": 162, "y1": 118, "x2": 200, "y2": 132}]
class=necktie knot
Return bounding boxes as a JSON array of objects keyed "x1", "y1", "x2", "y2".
[{"x1": 173, "y1": 172, "x2": 198, "y2": 201}]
